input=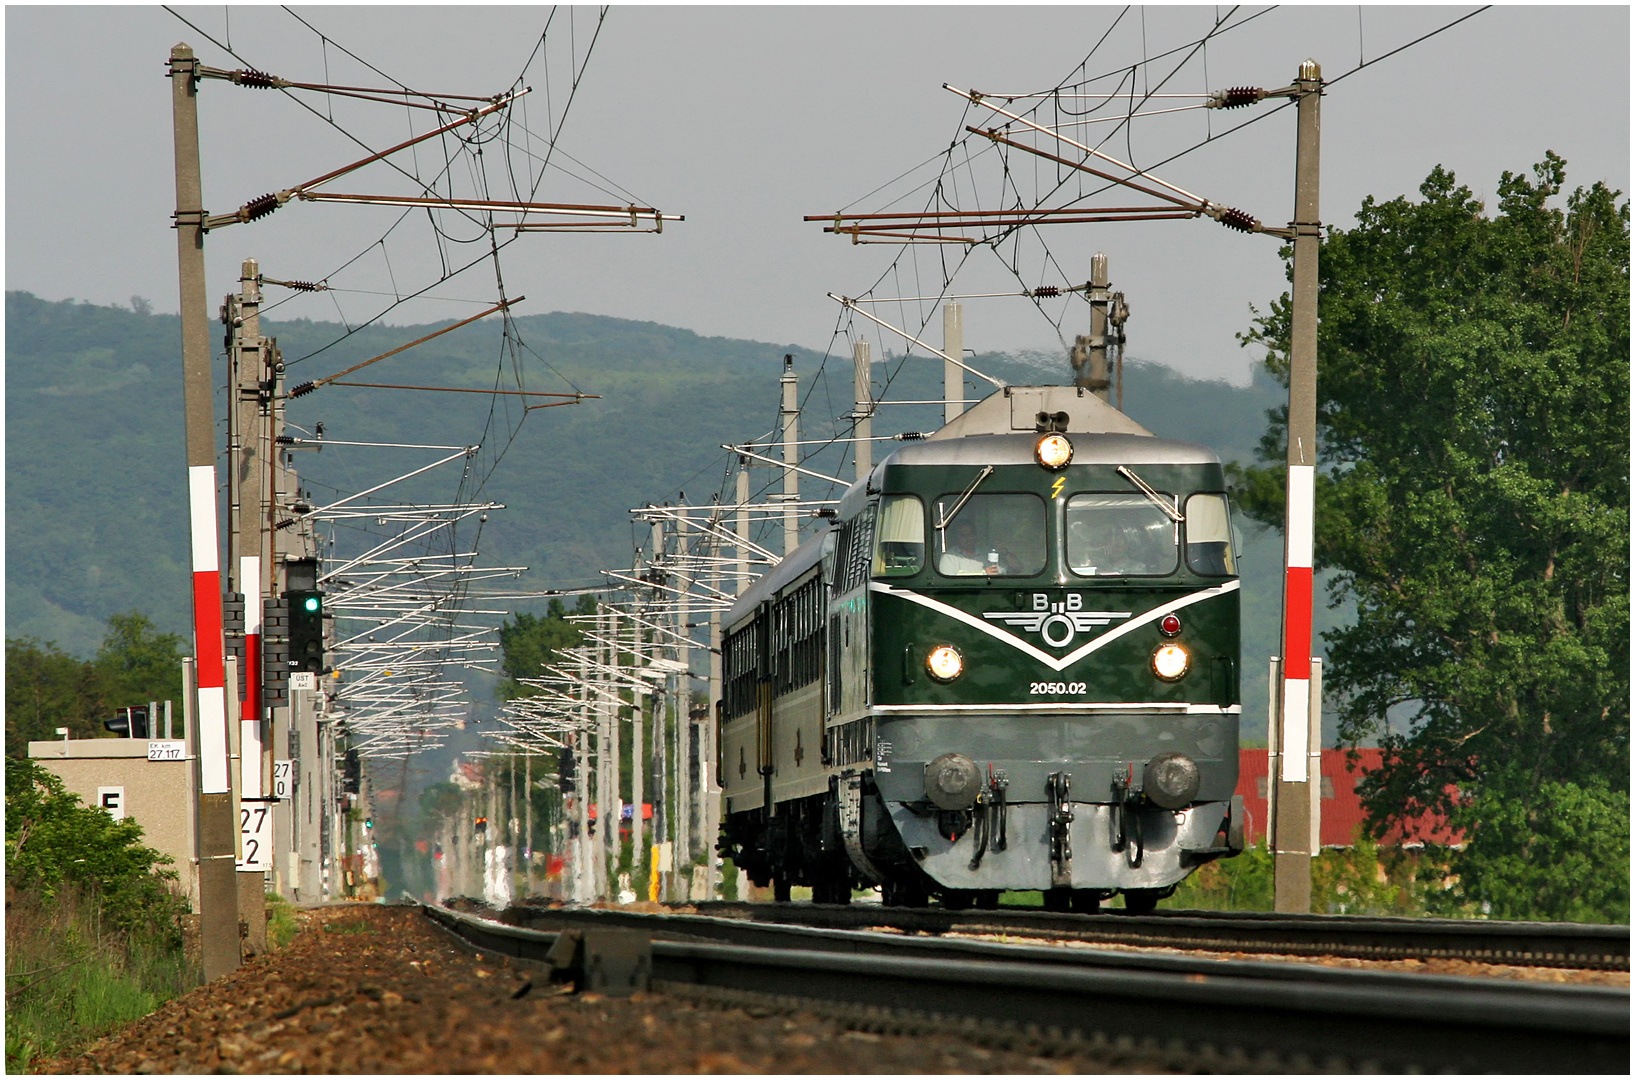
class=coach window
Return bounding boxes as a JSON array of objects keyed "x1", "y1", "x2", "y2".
[
  {"x1": 932, "y1": 493, "x2": 1047, "y2": 577},
  {"x1": 872, "y1": 494, "x2": 925, "y2": 577},
  {"x1": 1184, "y1": 493, "x2": 1236, "y2": 575},
  {"x1": 1065, "y1": 493, "x2": 1178, "y2": 576}
]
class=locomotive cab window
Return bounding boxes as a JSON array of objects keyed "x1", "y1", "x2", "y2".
[
  {"x1": 872, "y1": 494, "x2": 925, "y2": 578},
  {"x1": 1184, "y1": 493, "x2": 1236, "y2": 575},
  {"x1": 932, "y1": 492, "x2": 1046, "y2": 577},
  {"x1": 1065, "y1": 493, "x2": 1178, "y2": 576}
]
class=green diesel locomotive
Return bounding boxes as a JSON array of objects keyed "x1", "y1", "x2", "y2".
[{"x1": 719, "y1": 385, "x2": 1244, "y2": 912}]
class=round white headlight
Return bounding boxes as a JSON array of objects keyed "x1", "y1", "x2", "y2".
[
  {"x1": 1151, "y1": 642, "x2": 1190, "y2": 681},
  {"x1": 926, "y1": 645, "x2": 964, "y2": 682},
  {"x1": 1035, "y1": 432, "x2": 1074, "y2": 470}
]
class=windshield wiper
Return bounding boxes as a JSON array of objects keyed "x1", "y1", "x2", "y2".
[
  {"x1": 935, "y1": 465, "x2": 994, "y2": 538},
  {"x1": 1117, "y1": 465, "x2": 1183, "y2": 522}
]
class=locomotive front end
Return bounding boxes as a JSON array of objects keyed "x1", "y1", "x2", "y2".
[{"x1": 858, "y1": 429, "x2": 1243, "y2": 911}]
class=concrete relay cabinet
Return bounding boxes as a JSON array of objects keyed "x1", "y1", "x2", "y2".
[{"x1": 28, "y1": 737, "x2": 201, "y2": 910}]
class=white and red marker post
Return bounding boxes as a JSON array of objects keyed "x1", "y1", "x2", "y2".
[
  {"x1": 1279, "y1": 464, "x2": 1315, "y2": 789},
  {"x1": 172, "y1": 42, "x2": 241, "y2": 979},
  {"x1": 188, "y1": 468, "x2": 232, "y2": 796},
  {"x1": 239, "y1": 555, "x2": 264, "y2": 800},
  {"x1": 1271, "y1": 60, "x2": 1323, "y2": 914}
]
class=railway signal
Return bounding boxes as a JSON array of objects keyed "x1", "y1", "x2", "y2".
[
  {"x1": 103, "y1": 705, "x2": 151, "y2": 739},
  {"x1": 286, "y1": 588, "x2": 326, "y2": 673}
]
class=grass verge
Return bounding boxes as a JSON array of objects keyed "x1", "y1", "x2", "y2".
[
  {"x1": 5, "y1": 884, "x2": 195, "y2": 1073},
  {"x1": 264, "y1": 892, "x2": 299, "y2": 951}
]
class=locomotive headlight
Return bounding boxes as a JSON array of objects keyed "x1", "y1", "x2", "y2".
[
  {"x1": 926, "y1": 644, "x2": 964, "y2": 682},
  {"x1": 1035, "y1": 432, "x2": 1074, "y2": 470},
  {"x1": 1151, "y1": 641, "x2": 1190, "y2": 681}
]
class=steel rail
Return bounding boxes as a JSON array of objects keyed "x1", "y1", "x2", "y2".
[
  {"x1": 675, "y1": 899, "x2": 1631, "y2": 971},
  {"x1": 460, "y1": 900, "x2": 1624, "y2": 980},
  {"x1": 423, "y1": 903, "x2": 1629, "y2": 1073}
]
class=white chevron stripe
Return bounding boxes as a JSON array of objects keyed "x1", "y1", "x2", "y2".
[
  {"x1": 868, "y1": 580, "x2": 1241, "y2": 674},
  {"x1": 873, "y1": 703, "x2": 1243, "y2": 714}
]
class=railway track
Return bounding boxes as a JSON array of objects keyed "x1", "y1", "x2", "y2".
[
  {"x1": 425, "y1": 902, "x2": 1630, "y2": 1073},
  {"x1": 491, "y1": 897, "x2": 1630, "y2": 971}
]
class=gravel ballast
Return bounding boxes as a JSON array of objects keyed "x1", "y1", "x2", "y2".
[{"x1": 39, "y1": 905, "x2": 1183, "y2": 1074}]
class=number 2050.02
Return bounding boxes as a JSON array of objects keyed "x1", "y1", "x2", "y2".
[{"x1": 1030, "y1": 681, "x2": 1086, "y2": 695}]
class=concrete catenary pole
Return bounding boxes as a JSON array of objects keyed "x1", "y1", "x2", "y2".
[
  {"x1": 853, "y1": 341, "x2": 873, "y2": 482},
  {"x1": 650, "y1": 663, "x2": 668, "y2": 901},
  {"x1": 1087, "y1": 254, "x2": 1111, "y2": 401},
  {"x1": 943, "y1": 303, "x2": 964, "y2": 424},
  {"x1": 1272, "y1": 59, "x2": 1322, "y2": 915},
  {"x1": 735, "y1": 466, "x2": 752, "y2": 595},
  {"x1": 631, "y1": 594, "x2": 646, "y2": 892},
  {"x1": 266, "y1": 355, "x2": 297, "y2": 903},
  {"x1": 706, "y1": 501, "x2": 725, "y2": 899},
  {"x1": 604, "y1": 610, "x2": 621, "y2": 896},
  {"x1": 576, "y1": 649, "x2": 593, "y2": 901},
  {"x1": 780, "y1": 356, "x2": 800, "y2": 558},
  {"x1": 169, "y1": 42, "x2": 240, "y2": 982},
  {"x1": 224, "y1": 259, "x2": 271, "y2": 953},
  {"x1": 596, "y1": 621, "x2": 611, "y2": 899},
  {"x1": 672, "y1": 511, "x2": 692, "y2": 896},
  {"x1": 524, "y1": 750, "x2": 533, "y2": 897}
]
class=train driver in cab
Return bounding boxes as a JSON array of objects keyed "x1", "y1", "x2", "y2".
[{"x1": 938, "y1": 514, "x2": 1000, "y2": 576}]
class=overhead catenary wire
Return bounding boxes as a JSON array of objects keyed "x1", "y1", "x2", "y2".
[{"x1": 170, "y1": 7, "x2": 669, "y2": 771}]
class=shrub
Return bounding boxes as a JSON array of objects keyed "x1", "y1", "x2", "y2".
[
  {"x1": 5, "y1": 756, "x2": 186, "y2": 939},
  {"x1": 4, "y1": 757, "x2": 192, "y2": 1070}
]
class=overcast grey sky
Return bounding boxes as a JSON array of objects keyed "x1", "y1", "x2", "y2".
[{"x1": 6, "y1": 5, "x2": 1628, "y2": 386}]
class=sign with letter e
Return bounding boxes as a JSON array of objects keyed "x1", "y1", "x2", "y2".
[{"x1": 97, "y1": 786, "x2": 126, "y2": 820}]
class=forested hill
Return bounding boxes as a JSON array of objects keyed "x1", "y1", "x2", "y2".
[{"x1": 5, "y1": 290, "x2": 1285, "y2": 660}]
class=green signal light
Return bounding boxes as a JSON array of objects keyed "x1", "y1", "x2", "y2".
[{"x1": 302, "y1": 596, "x2": 320, "y2": 612}]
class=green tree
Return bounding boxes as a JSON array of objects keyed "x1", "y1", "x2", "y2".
[
  {"x1": 497, "y1": 594, "x2": 598, "y2": 700},
  {"x1": 94, "y1": 611, "x2": 184, "y2": 708},
  {"x1": 6, "y1": 638, "x2": 105, "y2": 751},
  {"x1": 1233, "y1": 154, "x2": 1629, "y2": 921},
  {"x1": 5, "y1": 612, "x2": 185, "y2": 754},
  {"x1": 418, "y1": 780, "x2": 467, "y2": 828}
]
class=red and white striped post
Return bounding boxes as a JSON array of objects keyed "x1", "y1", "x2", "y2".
[
  {"x1": 1279, "y1": 463, "x2": 1315, "y2": 787},
  {"x1": 240, "y1": 555, "x2": 264, "y2": 799},
  {"x1": 188, "y1": 469, "x2": 231, "y2": 794},
  {"x1": 172, "y1": 42, "x2": 241, "y2": 979},
  {"x1": 1272, "y1": 60, "x2": 1323, "y2": 914}
]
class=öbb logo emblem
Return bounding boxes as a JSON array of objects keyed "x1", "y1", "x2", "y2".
[{"x1": 982, "y1": 593, "x2": 1131, "y2": 650}]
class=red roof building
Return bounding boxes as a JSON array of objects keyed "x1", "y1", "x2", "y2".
[{"x1": 1234, "y1": 748, "x2": 1464, "y2": 848}]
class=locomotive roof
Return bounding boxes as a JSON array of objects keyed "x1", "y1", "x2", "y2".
[
  {"x1": 884, "y1": 431, "x2": 1222, "y2": 469},
  {"x1": 926, "y1": 384, "x2": 1153, "y2": 440},
  {"x1": 728, "y1": 386, "x2": 1224, "y2": 625}
]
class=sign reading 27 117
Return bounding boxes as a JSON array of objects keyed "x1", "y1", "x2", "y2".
[{"x1": 146, "y1": 741, "x2": 185, "y2": 761}]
